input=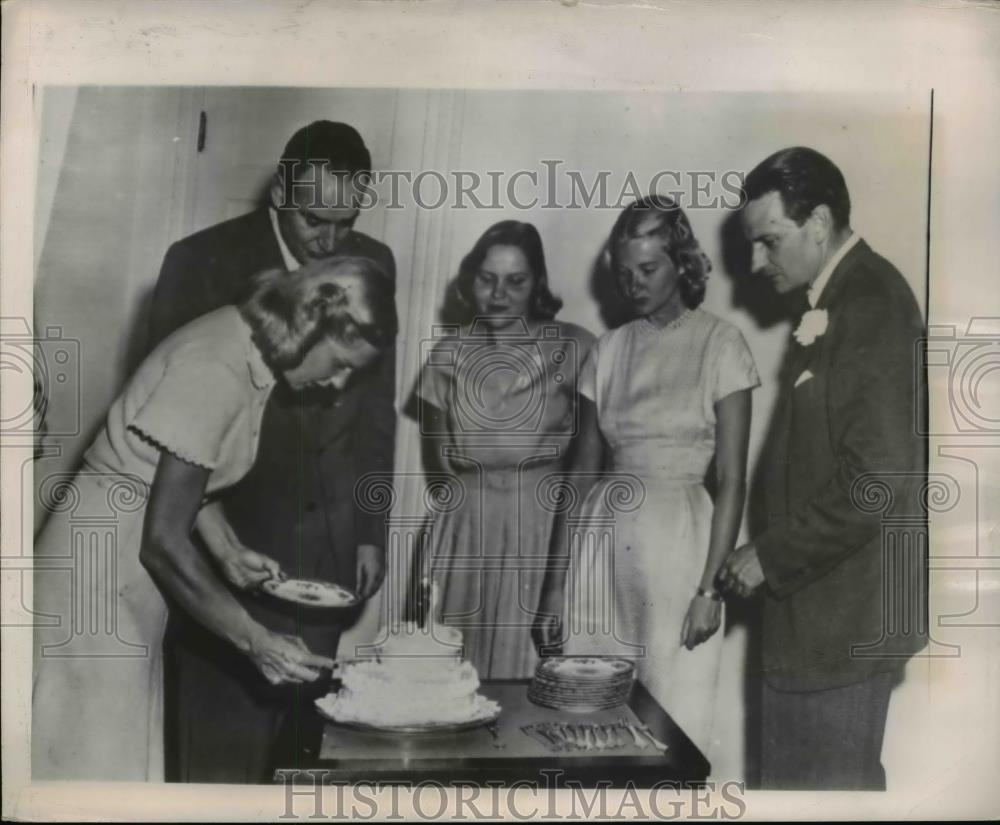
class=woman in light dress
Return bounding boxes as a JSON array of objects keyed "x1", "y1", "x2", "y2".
[
  {"x1": 535, "y1": 196, "x2": 759, "y2": 753},
  {"x1": 416, "y1": 221, "x2": 594, "y2": 679},
  {"x1": 32, "y1": 257, "x2": 397, "y2": 780}
]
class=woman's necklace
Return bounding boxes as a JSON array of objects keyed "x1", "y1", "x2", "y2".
[{"x1": 640, "y1": 307, "x2": 693, "y2": 334}]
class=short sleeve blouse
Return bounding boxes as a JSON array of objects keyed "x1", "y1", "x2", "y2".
[
  {"x1": 577, "y1": 340, "x2": 599, "y2": 402},
  {"x1": 710, "y1": 321, "x2": 761, "y2": 404},
  {"x1": 83, "y1": 307, "x2": 277, "y2": 494},
  {"x1": 581, "y1": 309, "x2": 760, "y2": 480}
]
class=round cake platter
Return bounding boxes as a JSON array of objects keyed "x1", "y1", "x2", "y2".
[
  {"x1": 314, "y1": 704, "x2": 501, "y2": 736},
  {"x1": 260, "y1": 577, "x2": 358, "y2": 608}
]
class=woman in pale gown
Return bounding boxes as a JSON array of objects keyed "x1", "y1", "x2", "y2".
[
  {"x1": 416, "y1": 221, "x2": 594, "y2": 679},
  {"x1": 31, "y1": 257, "x2": 397, "y2": 780},
  {"x1": 534, "y1": 196, "x2": 759, "y2": 753}
]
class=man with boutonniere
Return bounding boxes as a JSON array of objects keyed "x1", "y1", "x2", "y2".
[{"x1": 718, "y1": 147, "x2": 927, "y2": 790}]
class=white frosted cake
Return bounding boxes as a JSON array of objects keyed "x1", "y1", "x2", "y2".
[{"x1": 316, "y1": 622, "x2": 501, "y2": 727}]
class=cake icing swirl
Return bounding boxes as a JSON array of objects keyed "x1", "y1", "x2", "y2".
[{"x1": 316, "y1": 622, "x2": 500, "y2": 727}]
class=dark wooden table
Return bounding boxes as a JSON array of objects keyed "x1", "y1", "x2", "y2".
[{"x1": 273, "y1": 679, "x2": 709, "y2": 787}]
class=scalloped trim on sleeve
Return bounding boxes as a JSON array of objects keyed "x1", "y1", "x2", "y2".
[{"x1": 128, "y1": 424, "x2": 219, "y2": 471}]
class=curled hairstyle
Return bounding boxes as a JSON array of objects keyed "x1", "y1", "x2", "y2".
[
  {"x1": 240, "y1": 256, "x2": 397, "y2": 370},
  {"x1": 741, "y1": 146, "x2": 851, "y2": 230},
  {"x1": 442, "y1": 220, "x2": 563, "y2": 324},
  {"x1": 607, "y1": 195, "x2": 712, "y2": 309}
]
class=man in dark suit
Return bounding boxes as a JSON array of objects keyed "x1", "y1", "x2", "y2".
[
  {"x1": 719, "y1": 147, "x2": 926, "y2": 790},
  {"x1": 148, "y1": 121, "x2": 397, "y2": 783}
]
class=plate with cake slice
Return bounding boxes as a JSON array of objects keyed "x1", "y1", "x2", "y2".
[{"x1": 260, "y1": 577, "x2": 358, "y2": 608}]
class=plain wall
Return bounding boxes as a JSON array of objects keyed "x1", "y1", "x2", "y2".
[
  {"x1": 33, "y1": 86, "x2": 929, "y2": 782},
  {"x1": 34, "y1": 88, "x2": 195, "y2": 482}
]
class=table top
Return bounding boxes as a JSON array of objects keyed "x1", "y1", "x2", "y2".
[{"x1": 275, "y1": 679, "x2": 710, "y2": 787}]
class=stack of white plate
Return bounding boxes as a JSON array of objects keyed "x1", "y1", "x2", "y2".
[{"x1": 528, "y1": 656, "x2": 635, "y2": 712}]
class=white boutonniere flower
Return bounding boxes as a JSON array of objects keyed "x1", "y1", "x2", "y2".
[{"x1": 793, "y1": 309, "x2": 829, "y2": 346}]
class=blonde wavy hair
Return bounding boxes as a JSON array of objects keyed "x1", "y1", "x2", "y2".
[
  {"x1": 605, "y1": 194, "x2": 712, "y2": 309},
  {"x1": 239, "y1": 256, "x2": 397, "y2": 370}
]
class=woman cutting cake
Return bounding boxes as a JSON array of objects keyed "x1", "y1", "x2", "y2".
[{"x1": 32, "y1": 256, "x2": 397, "y2": 781}]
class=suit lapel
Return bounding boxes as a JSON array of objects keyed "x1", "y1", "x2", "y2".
[
  {"x1": 212, "y1": 209, "x2": 285, "y2": 306},
  {"x1": 763, "y1": 336, "x2": 805, "y2": 517},
  {"x1": 242, "y1": 209, "x2": 285, "y2": 274},
  {"x1": 782, "y1": 239, "x2": 869, "y2": 391},
  {"x1": 815, "y1": 238, "x2": 869, "y2": 314},
  {"x1": 763, "y1": 239, "x2": 869, "y2": 519}
]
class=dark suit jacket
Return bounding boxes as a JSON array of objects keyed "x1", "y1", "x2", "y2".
[
  {"x1": 755, "y1": 239, "x2": 927, "y2": 691},
  {"x1": 148, "y1": 208, "x2": 397, "y2": 651}
]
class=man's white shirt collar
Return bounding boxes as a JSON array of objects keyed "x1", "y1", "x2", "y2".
[
  {"x1": 268, "y1": 207, "x2": 301, "y2": 272},
  {"x1": 808, "y1": 231, "x2": 860, "y2": 308}
]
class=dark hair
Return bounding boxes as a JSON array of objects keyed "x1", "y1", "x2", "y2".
[
  {"x1": 606, "y1": 195, "x2": 711, "y2": 309},
  {"x1": 278, "y1": 120, "x2": 372, "y2": 187},
  {"x1": 240, "y1": 256, "x2": 397, "y2": 370},
  {"x1": 741, "y1": 147, "x2": 851, "y2": 230},
  {"x1": 442, "y1": 221, "x2": 563, "y2": 324}
]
